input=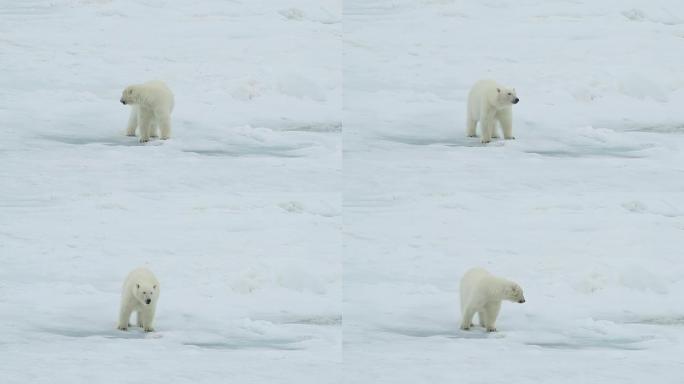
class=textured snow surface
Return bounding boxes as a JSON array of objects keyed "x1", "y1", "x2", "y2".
[
  {"x1": 3, "y1": 0, "x2": 684, "y2": 383},
  {"x1": 344, "y1": 0, "x2": 684, "y2": 383},
  {"x1": 0, "y1": 1, "x2": 341, "y2": 383}
]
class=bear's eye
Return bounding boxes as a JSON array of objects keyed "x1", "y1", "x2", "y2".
[
  {"x1": 507, "y1": 93, "x2": 511, "y2": 95},
  {"x1": 128, "y1": 89, "x2": 133, "y2": 94}
]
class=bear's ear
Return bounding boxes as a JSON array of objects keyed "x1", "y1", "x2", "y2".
[
  {"x1": 497, "y1": 88, "x2": 500, "y2": 93},
  {"x1": 136, "y1": 283, "x2": 140, "y2": 289}
]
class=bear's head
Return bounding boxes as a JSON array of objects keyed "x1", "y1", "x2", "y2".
[
  {"x1": 496, "y1": 87, "x2": 519, "y2": 106},
  {"x1": 134, "y1": 282, "x2": 158, "y2": 306},
  {"x1": 120, "y1": 86, "x2": 138, "y2": 105},
  {"x1": 503, "y1": 283, "x2": 525, "y2": 304}
]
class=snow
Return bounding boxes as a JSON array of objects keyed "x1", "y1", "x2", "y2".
[
  {"x1": 0, "y1": 1, "x2": 340, "y2": 383},
  {"x1": 343, "y1": 0, "x2": 684, "y2": 383},
  {"x1": 3, "y1": 0, "x2": 684, "y2": 382}
]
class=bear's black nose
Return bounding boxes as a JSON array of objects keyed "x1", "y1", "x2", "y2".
[
  {"x1": 120, "y1": 100, "x2": 126, "y2": 105},
  {"x1": 146, "y1": 299, "x2": 151, "y2": 304},
  {"x1": 518, "y1": 299, "x2": 525, "y2": 303},
  {"x1": 513, "y1": 98, "x2": 519, "y2": 104}
]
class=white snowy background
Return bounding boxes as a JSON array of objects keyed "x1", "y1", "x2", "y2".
[
  {"x1": 344, "y1": 0, "x2": 684, "y2": 383},
  {"x1": 0, "y1": 1, "x2": 341, "y2": 383},
  {"x1": 4, "y1": 0, "x2": 684, "y2": 382}
]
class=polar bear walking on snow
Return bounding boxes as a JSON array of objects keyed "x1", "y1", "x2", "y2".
[
  {"x1": 117, "y1": 268, "x2": 160, "y2": 332},
  {"x1": 120, "y1": 80, "x2": 175, "y2": 143},
  {"x1": 460, "y1": 268, "x2": 525, "y2": 332},
  {"x1": 466, "y1": 79, "x2": 519, "y2": 144}
]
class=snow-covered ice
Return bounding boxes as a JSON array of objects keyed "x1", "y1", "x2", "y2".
[
  {"x1": 4, "y1": 0, "x2": 684, "y2": 382},
  {"x1": 0, "y1": 1, "x2": 340, "y2": 383},
  {"x1": 344, "y1": 0, "x2": 684, "y2": 383}
]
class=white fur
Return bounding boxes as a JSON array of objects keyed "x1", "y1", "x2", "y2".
[
  {"x1": 117, "y1": 268, "x2": 160, "y2": 332},
  {"x1": 459, "y1": 267, "x2": 525, "y2": 332},
  {"x1": 466, "y1": 79, "x2": 519, "y2": 143},
  {"x1": 120, "y1": 80, "x2": 175, "y2": 143}
]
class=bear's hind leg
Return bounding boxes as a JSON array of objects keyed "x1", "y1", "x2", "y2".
[
  {"x1": 159, "y1": 115, "x2": 171, "y2": 140},
  {"x1": 138, "y1": 110, "x2": 153, "y2": 143},
  {"x1": 126, "y1": 107, "x2": 138, "y2": 137},
  {"x1": 460, "y1": 307, "x2": 476, "y2": 330},
  {"x1": 466, "y1": 111, "x2": 477, "y2": 137},
  {"x1": 478, "y1": 311, "x2": 487, "y2": 327}
]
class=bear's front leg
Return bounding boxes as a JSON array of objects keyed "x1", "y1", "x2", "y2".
[
  {"x1": 484, "y1": 302, "x2": 501, "y2": 332},
  {"x1": 141, "y1": 305, "x2": 157, "y2": 332},
  {"x1": 480, "y1": 111, "x2": 495, "y2": 144},
  {"x1": 136, "y1": 310, "x2": 144, "y2": 328},
  {"x1": 490, "y1": 124, "x2": 500, "y2": 139},
  {"x1": 117, "y1": 304, "x2": 133, "y2": 331},
  {"x1": 481, "y1": 125, "x2": 492, "y2": 143},
  {"x1": 149, "y1": 122, "x2": 159, "y2": 138},
  {"x1": 126, "y1": 107, "x2": 138, "y2": 137},
  {"x1": 498, "y1": 108, "x2": 514, "y2": 140}
]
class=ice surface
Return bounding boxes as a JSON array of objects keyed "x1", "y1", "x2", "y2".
[
  {"x1": 4, "y1": 0, "x2": 684, "y2": 382},
  {"x1": 344, "y1": 0, "x2": 684, "y2": 383},
  {"x1": 0, "y1": 1, "x2": 340, "y2": 383}
]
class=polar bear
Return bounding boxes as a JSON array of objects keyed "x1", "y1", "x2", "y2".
[
  {"x1": 466, "y1": 79, "x2": 519, "y2": 143},
  {"x1": 117, "y1": 268, "x2": 160, "y2": 332},
  {"x1": 120, "y1": 80, "x2": 175, "y2": 143},
  {"x1": 459, "y1": 268, "x2": 525, "y2": 332}
]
